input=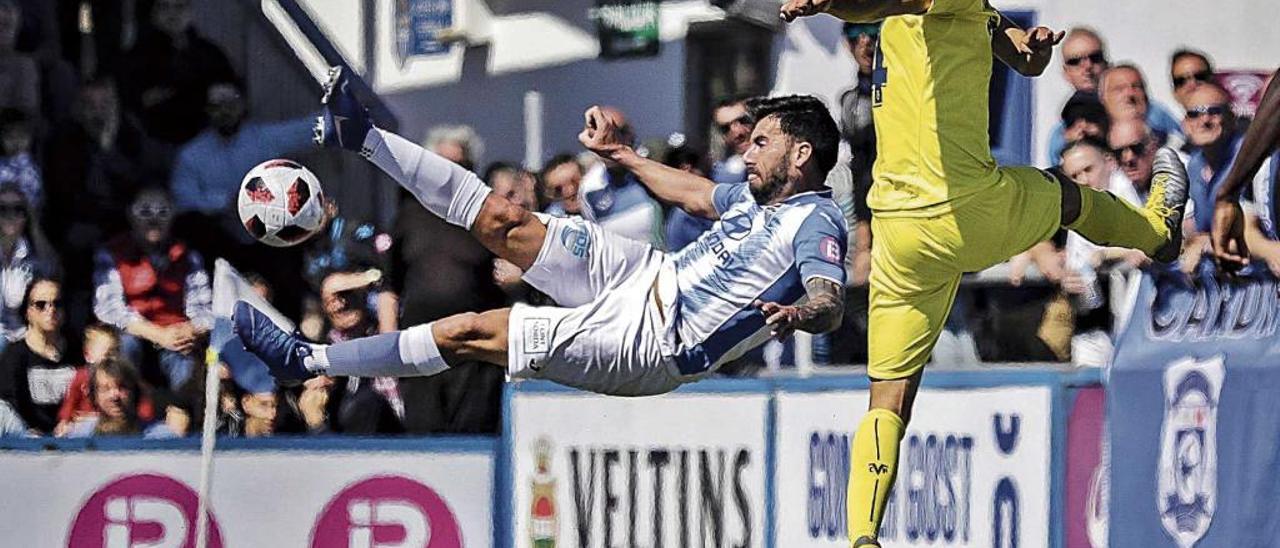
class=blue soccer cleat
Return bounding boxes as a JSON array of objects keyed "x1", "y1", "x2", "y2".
[
  {"x1": 233, "y1": 301, "x2": 314, "y2": 381},
  {"x1": 313, "y1": 66, "x2": 374, "y2": 153}
]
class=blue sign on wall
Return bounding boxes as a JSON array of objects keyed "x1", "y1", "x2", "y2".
[
  {"x1": 1110, "y1": 267, "x2": 1280, "y2": 547},
  {"x1": 397, "y1": 0, "x2": 454, "y2": 63}
]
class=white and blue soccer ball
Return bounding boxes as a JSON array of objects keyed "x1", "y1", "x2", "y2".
[{"x1": 237, "y1": 159, "x2": 327, "y2": 247}]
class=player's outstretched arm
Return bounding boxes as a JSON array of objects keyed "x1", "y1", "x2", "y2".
[
  {"x1": 779, "y1": 0, "x2": 931, "y2": 23},
  {"x1": 756, "y1": 277, "x2": 845, "y2": 339},
  {"x1": 991, "y1": 15, "x2": 1063, "y2": 77},
  {"x1": 577, "y1": 106, "x2": 720, "y2": 219},
  {"x1": 1212, "y1": 68, "x2": 1280, "y2": 271}
]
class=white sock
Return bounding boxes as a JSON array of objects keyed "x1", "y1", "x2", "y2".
[
  {"x1": 398, "y1": 323, "x2": 451, "y2": 376},
  {"x1": 362, "y1": 128, "x2": 491, "y2": 229}
]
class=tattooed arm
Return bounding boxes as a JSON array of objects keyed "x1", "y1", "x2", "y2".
[{"x1": 755, "y1": 277, "x2": 846, "y2": 339}]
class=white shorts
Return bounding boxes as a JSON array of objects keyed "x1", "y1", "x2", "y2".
[{"x1": 508, "y1": 215, "x2": 682, "y2": 396}]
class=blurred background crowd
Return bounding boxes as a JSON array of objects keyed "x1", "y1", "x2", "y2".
[{"x1": 0, "y1": 0, "x2": 1274, "y2": 439}]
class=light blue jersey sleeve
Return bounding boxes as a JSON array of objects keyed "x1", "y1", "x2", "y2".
[
  {"x1": 793, "y1": 205, "x2": 848, "y2": 286},
  {"x1": 712, "y1": 183, "x2": 753, "y2": 216}
]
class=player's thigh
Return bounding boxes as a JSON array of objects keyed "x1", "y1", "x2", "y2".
[
  {"x1": 867, "y1": 216, "x2": 965, "y2": 381},
  {"x1": 953, "y1": 166, "x2": 1063, "y2": 272},
  {"x1": 506, "y1": 294, "x2": 677, "y2": 396},
  {"x1": 522, "y1": 214, "x2": 662, "y2": 308}
]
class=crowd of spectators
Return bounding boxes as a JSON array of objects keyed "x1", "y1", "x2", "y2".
[{"x1": 0, "y1": 3, "x2": 1275, "y2": 440}]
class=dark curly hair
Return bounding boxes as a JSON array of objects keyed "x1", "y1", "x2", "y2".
[{"x1": 746, "y1": 95, "x2": 840, "y2": 177}]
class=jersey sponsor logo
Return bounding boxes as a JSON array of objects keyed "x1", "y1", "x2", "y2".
[
  {"x1": 560, "y1": 226, "x2": 591, "y2": 258},
  {"x1": 524, "y1": 317, "x2": 551, "y2": 354},
  {"x1": 1157, "y1": 356, "x2": 1224, "y2": 548},
  {"x1": 721, "y1": 210, "x2": 753, "y2": 240},
  {"x1": 820, "y1": 236, "x2": 841, "y2": 264}
]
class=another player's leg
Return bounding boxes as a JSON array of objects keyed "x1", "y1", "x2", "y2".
[
  {"x1": 1060, "y1": 147, "x2": 1190, "y2": 262},
  {"x1": 233, "y1": 301, "x2": 508, "y2": 381},
  {"x1": 314, "y1": 67, "x2": 546, "y2": 268},
  {"x1": 847, "y1": 226, "x2": 963, "y2": 547}
]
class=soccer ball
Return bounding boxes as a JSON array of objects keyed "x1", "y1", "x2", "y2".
[{"x1": 237, "y1": 159, "x2": 327, "y2": 247}]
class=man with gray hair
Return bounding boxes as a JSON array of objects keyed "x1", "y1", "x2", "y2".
[{"x1": 423, "y1": 124, "x2": 484, "y2": 171}]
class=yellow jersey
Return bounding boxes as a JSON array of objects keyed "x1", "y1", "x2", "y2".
[{"x1": 866, "y1": 0, "x2": 1003, "y2": 218}]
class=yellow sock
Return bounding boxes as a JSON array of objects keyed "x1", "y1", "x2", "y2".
[
  {"x1": 1066, "y1": 185, "x2": 1168, "y2": 255},
  {"x1": 847, "y1": 408, "x2": 905, "y2": 542}
]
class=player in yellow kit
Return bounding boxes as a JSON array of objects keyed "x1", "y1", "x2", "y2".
[{"x1": 782, "y1": 0, "x2": 1191, "y2": 546}]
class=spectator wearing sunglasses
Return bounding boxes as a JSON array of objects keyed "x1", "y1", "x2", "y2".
[
  {"x1": 1108, "y1": 117, "x2": 1160, "y2": 200},
  {"x1": 1047, "y1": 92, "x2": 1110, "y2": 162},
  {"x1": 1060, "y1": 27, "x2": 1109, "y2": 94},
  {"x1": 1170, "y1": 49, "x2": 1215, "y2": 110},
  {"x1": 92, "y1": 187, "x2": 211, "y2": 389},
  {"x1": 0, "y1": 185, "x2": 58, "y2": 346},
  {"x1": 0, "y1": 276, "x2": 76, "y2": 434},
  {"x1": 1184, "y1": 84, "x2": 1248, "y2": 234}
]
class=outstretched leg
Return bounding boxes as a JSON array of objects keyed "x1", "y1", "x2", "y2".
[
  {"x1": 315, "y1": 67, "x2": 547, "y2": 268},
  {"x1": 1058, "y1": 147, "x2": 1190, "y2": 262},
  {"x1": 233, "y1": 301, "x2": 509, "y2": 381}
]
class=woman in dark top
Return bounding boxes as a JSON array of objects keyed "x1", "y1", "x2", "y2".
[{"x1": 0, "y1": 276, "x2": 75, "y2": 434}]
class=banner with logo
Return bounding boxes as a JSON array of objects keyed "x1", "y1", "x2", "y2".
[
  {"x1": 510, "y1": 390, "x2": 769, "y2": 547},
  {"x1": 773, "y1": 386, "x2": 1052, "y2": 547},
  {"x1": 1109, "y1": 270, "x2": 1280, "y2": 547},
  {"x1": 593, "y1": 0, "x2": 661, "y2": 59},
  {"x1": 0, "y1": 450, "x2": 494, "y2": 547}
]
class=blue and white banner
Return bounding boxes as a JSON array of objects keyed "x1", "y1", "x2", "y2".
[{"x1": 1109, "y1": 269, "x2": 1280, "y2": 547}]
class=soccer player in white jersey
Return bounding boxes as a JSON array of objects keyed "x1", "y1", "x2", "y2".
[{"x1": 234, "y1": 68, "x2": 847, "y2": 396}]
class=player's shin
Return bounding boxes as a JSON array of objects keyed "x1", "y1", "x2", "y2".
[
  {"x1": 361, "y1": 128, "x2": 491, "y2": 230},
  {"x1": 309, "y1": 323, "x2": 451, "y2": 378},
  {"x1": 847, "y1": 408, "x2": 905, "y2": 543},
  {"x1": 1065, "y1": 185, "x2": 1167, "y2": 255}
]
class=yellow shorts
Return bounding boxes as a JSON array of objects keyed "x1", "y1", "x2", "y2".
[{"x1": 867, "y1": 166, "x2": 1063, "y2": 380}]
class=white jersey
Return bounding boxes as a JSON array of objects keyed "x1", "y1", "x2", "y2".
[{"x1": 669, "y1": 183, "x2": 847, "y2": 375}]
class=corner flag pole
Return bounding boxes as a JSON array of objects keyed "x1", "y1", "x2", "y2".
[{"x1": 195, "y1": 346, "x2": 221, "y2": 548}]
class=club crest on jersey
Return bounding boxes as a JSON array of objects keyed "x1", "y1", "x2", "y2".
[
  {"x1": 560, "y1": 226, "x2": 591, "y2": 258},
  {"x1": 721, "y1": 211, "x2": 753, "y2": 240},
  {"x1": 1157, "y1": 356, "x2": 1224, "y2": 548}
]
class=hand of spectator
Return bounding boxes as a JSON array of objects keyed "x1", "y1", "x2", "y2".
[
  {"x1": 1249, "y1": 238, "x2": 1280, "y2": 278},
  {"x1": 158, "y1": 323, "x2": 199, "y2": 354},
  {"x1": 1119, "y1": 249, "x2": 1152, "y2": 269},
  {"x1": 1211, "y1": 200, "x2": 1250, "y2": 273},
  {"x1": 53, "y1": 420, "x2": 72, "y2": 437},
  {"x1": 779, "y1": 0, "x2": 830, "y2": 22},
  {"x1": 493, "y1": 259, "x2": 527, "y2": 295},
  {"x1": 300, "y1": 376, "x2": 333, "y2": 429},
  {"x1": 1180, "y1": 234, "x2": 1211, "y2": 275},
  {"x1": 578, "y1": 106, "x2": 629, "y2": 161},
  {"x1": 1007, "y1": 252, "x2": 1032, "y2": 286},
  {"x1": 1059, "y1": 269, "x2": 1088, "y2": 295}
]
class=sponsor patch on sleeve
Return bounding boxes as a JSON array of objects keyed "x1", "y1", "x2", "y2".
[
  {"x1": 820, "y1": 236, "x2": 842, "y2": 263},
  {"x1": 523, "y1": 317, "x2": 551, "y2": 354}
]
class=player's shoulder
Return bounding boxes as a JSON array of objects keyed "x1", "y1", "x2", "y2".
[{"x1": 781, "y1": 191, "x2": 847, "y2": 230}]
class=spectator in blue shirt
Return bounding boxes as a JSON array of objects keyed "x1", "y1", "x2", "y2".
[
  {"x1": 1048, "y1": 63, "x2": 1184, "y2": 161},
  {"x1": 1183, "y1": 84, "x2": 1242, "y2": 233},
  {"x1": 170, "y1": 80, "x2": 315, "y2": 244}
]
